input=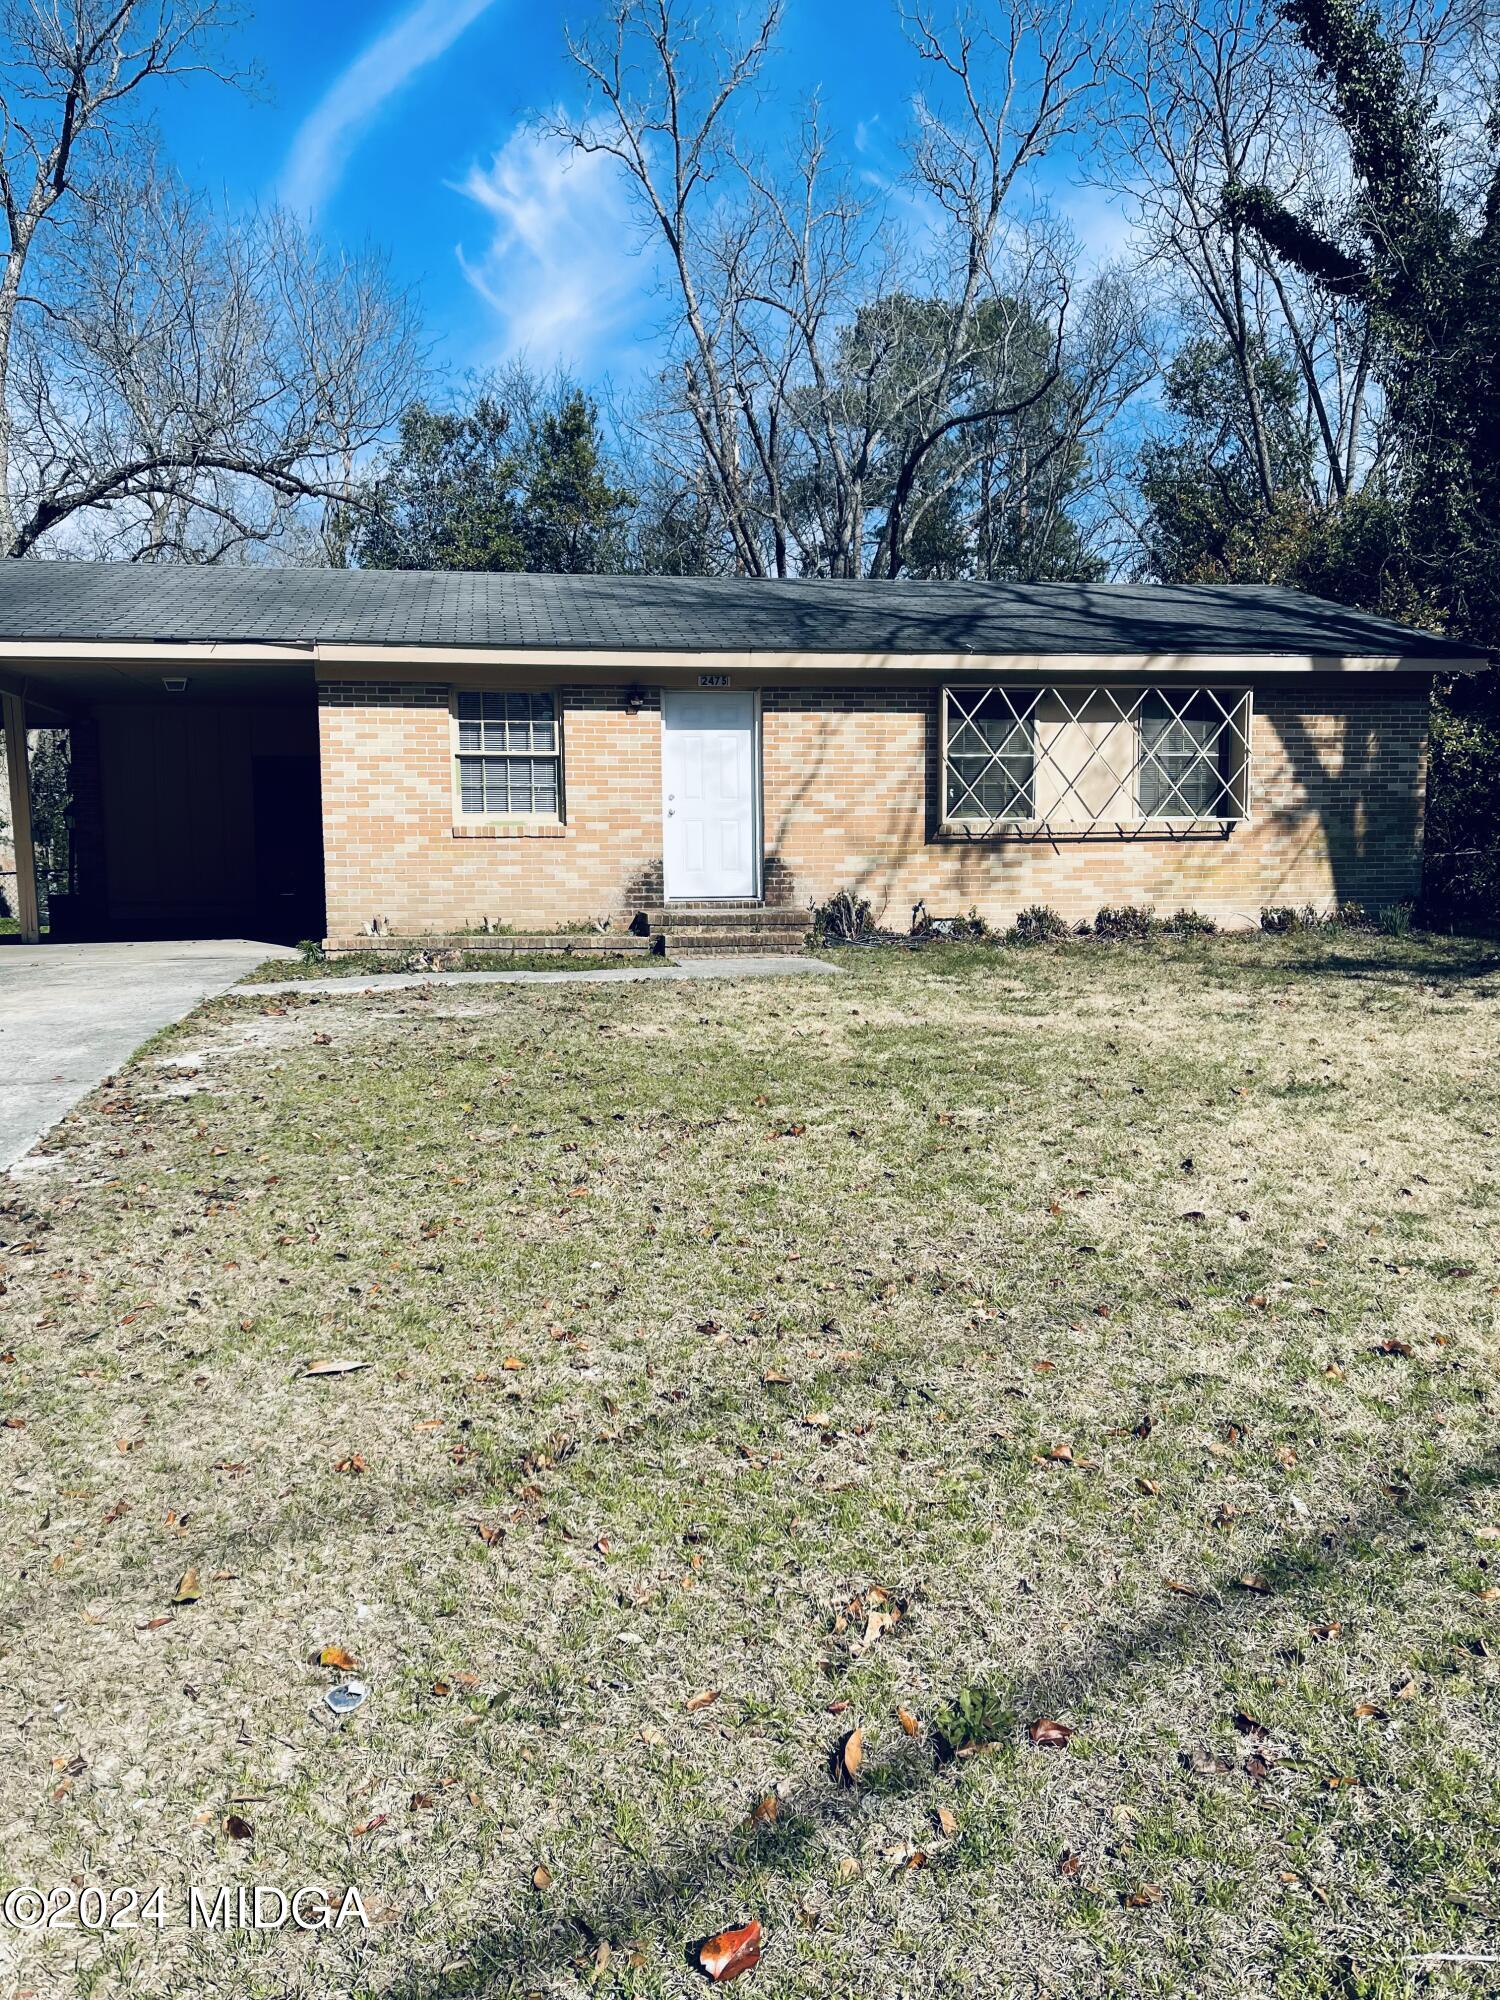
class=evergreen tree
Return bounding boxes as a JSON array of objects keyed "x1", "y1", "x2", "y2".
[{"x1": 354, "y1": 381, "x2": 633, "y2": 574}]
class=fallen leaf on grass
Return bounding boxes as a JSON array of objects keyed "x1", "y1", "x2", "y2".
[
  {"x1": 686, "y1": 1688, "x2": 720, "y2": 1712},
  {"x1": 833, "y1": 1728, "x2": 864, "y2": 1785},
  {"x1": 1058, "y1": 1850, "x2": 1082, "y2": 1878},
  {"x1": 1123, "y1": 1884, "x2": 1164, "y2": 1908},
  {"x1": 334, "y1": 1454, "x2": 367, "y2": 1475},
  {"x1": 136, "y1": 1614, "x2": 174, "y2": 1633},
  {"x1": 698, "y1": 1920, "x2": 762, "y2": 1982},
  {"x1": 531, "y1": 1863, "x2": 553, "y2": 1891},
  {"x1": 302, "y1": 1358, "x2": 369, "y2": 1378},
  {"x1": 1352, "y1": 1700, "x2": 1388, "y2": 1721},
  {"x1": 223, "y1": 1815, "x2": 254, "y2": 1841},
  {"x1": 855, "y1": 1597, "x2": 904, "y2": 1653},
  {"x1": 897, "y1": 1706, "x2": 920, "y2": 1737},
  {"x1": 352, "y1": 1815, "x2": 389, "y2": 1838},
  {"x1": 934, "y1": 1806, "x2": 959, "y2": 1838},
  {"x1": 1372, "y1": 1339, "x2": 1413, "y2": 1358},
  {"x1": 1164, "y1": 1578, "x2": 1202, "y2": 1598},
  {"x1": 1027, "y1": 1718, "x2": 1073, "y2": 1749},
  {"x1": 748, "y1": 1794, "x2": 778, "y2": 1830},
  {"x1": 1235, "y1": 1575, "x2": 1272, "y2": 1596},
  {"x1": 171, "y1": 1568, "x2": 201, "y2": 1605}
]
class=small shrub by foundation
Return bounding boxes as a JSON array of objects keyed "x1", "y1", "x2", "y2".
[
  {"x1": 1162, "y1": 908, "x2": 1217, "y2": 937},
  {"x1": 1007, "y1": 904, "x2": 1071, "y2": 945},
  {"x1": 1094, "y1": 904, "x2": 1159, "y2": 942},
  {"x1": 814, "y1": 889, "x2": 874, "y2": 944}
]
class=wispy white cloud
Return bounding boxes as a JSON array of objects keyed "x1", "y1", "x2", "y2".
[
  {"x1": 1055, "y1": 184, "x2": 1144, "y2": 275},
  {"x1": 282, "y1": 0, "x2": 500, "y2": 216},
  {"x1": 453, "y1": 125, "x2": 651, "y2": 371}
]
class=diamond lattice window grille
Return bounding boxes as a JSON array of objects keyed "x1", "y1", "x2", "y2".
[{"x1": 941, "y1": 685, "x2": 1253, "y2": 831}]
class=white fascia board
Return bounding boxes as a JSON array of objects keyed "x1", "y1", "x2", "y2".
[
  {"x1": 0, "y1": 639, "x2": 1480, "y2": 675},
  {"x1": 0, "y1": 639, "x2": 317, "y2": 665},
  {"x1": 311, "y1": 646, "x2": 1478, "y2": 676}
]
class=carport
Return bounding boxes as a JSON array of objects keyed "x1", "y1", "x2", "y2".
[{"x1": 1, "y1": 641, "x2": 324, "y2": 945}]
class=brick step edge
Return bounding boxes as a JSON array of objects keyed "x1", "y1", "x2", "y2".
[
  {"x1": 646, "y1": 921, "x2": 809, "y2": 936},
  {"x1": 666, "y1": 937, "x2": 812, "y2": 954},
  {"x1": 643, "y1": 908, "x2": 808, "y2": 925},
  {"x1": 324, "y1": 934, "x2": 658, "y2": 957}
]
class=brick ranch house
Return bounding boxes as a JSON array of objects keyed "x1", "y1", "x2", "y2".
[{"x1": 0, "y1": 564, "x2": 1481, "y2": 951}]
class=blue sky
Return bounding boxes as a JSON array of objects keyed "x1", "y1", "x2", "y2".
[{"x1": 158, "y1": 0, "x2": 1122, "y2": 394}]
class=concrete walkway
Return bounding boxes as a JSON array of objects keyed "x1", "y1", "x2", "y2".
[
  {"x1": 0, "y1": 938, "x2": 293, "y2": 1171},
  {"x1": 237, "y1": 955, "x2": 840, "y2": 998}
]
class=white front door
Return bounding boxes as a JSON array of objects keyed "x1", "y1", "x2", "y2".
[{"x1": 661, "y1": 689, "x2": 758, "y2": 900}]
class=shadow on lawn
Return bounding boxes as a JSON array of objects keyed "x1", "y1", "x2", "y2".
[
  {"x1": 383, "y1": 1445, "x2": 1500, "y2": 1996},
  {"x1": 1273, "y1": 942, "x2": 1500, "y2": 986}
]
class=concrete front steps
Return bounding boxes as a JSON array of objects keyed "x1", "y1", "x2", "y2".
[{"x1": 642, "y1": 904, "x2": 811, "y2": 955}]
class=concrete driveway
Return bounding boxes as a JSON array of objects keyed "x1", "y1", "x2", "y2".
[{"x1": 0, "y1": 939, "x2": 291, "y2": 1172}]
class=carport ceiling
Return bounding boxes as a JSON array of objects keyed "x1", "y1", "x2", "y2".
[{"x1": 0, "y1": 650, "x2": 316, "y2": 712}]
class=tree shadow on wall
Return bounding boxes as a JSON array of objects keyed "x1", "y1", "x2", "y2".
[
  {"x1": 763, "y1": 695, "x2": 1032, "y2": 926},
  {"x1": 1268, "y1": 695, "x2": 1426, "y2": 915}
]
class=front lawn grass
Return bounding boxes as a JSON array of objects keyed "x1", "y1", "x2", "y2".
[
  {"x1": 239, "y1": 949, "x2": 666, "y2": 982},
  {"x1": 1, "y1": 931, "x2": 1498, "y2": 1998}
]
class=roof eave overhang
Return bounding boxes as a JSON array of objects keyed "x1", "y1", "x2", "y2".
[{"x1": 0, "y1": 639, "x2": 1482, "y2": 677}]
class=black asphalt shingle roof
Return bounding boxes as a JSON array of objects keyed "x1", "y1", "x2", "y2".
[{"x1": 0, "y1": 562, "x2": 1474, "y2": 659}]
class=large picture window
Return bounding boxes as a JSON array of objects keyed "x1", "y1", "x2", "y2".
[
  {"x1": 454, "y1": 691, "x2": 560, "y2": 817},
  {"x1": 941, "y1": 685, "x2": 1251, "y2": 830}
]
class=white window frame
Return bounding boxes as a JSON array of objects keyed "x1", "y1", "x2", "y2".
[
  {"x1": 450, "y1": 689, "x2": 565, "y2": 824},
  {"x1": 940, "y1": 683, "x2": 1253, "y2": 833}
]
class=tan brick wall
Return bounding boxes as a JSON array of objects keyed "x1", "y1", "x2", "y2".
[
  {"x1": 318, "y1": 676, "x2": 1429, "y2": 936},
  {"x1": 319, "y1": 682, "x2": 664, "y2": 935},
  {"x1": 763, "y1": 683, "x2": 1430, "y2": 928}
]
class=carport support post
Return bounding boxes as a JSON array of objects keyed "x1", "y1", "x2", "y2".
[{"x1": 2, "y1": 689, "x2": 40, "y2": 943}]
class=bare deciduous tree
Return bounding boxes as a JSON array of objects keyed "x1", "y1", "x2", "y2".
[
  {"x1": 0, "y1": 1, "x2": 422, "y2": 561},
  {"x1": 1108, "y1": 0, "x2": 1384, "y2": 509},
  {"x1": 555, "y1": 0, "x2": 1145, "y2": 578}
]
